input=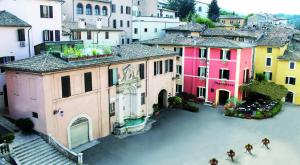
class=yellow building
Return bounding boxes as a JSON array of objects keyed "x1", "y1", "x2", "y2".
[
  {"x1": 254, "y1": 37, "x2": 288, "y2": 83},
  {"x1": 276, "y1": 41, "x2": 300, "y2": 105},
  {"x1": 219, "y1": 15, "x2": 245, "y2": 27}
]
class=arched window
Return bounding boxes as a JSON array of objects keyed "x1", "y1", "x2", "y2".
[
  {"x1": 94, "y1": 5, "x2": 100, "y2": 15},
  {"x1": 86, "y1": 4, "x2": 92, "y2": 15},
  {"x1": 76, "y1": 3, "x2": 83, "y2": 15},
  {"x1": 102, "y1": 6, "x2": 107, "y2": 16}
]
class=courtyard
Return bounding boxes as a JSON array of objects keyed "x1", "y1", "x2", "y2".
[{"x1": 83, "y1": 104, "x2": 300, "y2": 165}]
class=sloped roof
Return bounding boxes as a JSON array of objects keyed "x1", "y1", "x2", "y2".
[
  {"x1": 219, "y1": 15, "x2": 244, "y2": 19},
  {"x1": 278, "y1": 40, "x2": 300, "y2": 61},
  {"x1": 165, "y1": 23, "x2": 207, "y2": 32},
  {"x1": 203, "y1": 28, "x2": 262, "y2": 39},
  {"x1": 1, "y1": 44, "x2": 177, "y2": 74},
  {"x1": 62, "y1": 22, "x2": 122, "y2": 31},
  {"x1": 0, "y1": 10, "x2": 31, "y2": 27},
  {"x1": 141, "y1": 34, "x2": 254, "y2": 49}
]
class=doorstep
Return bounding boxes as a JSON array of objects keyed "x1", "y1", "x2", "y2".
[{"x1": 72, "y1": 140, "x2": 100, "y2": 153}]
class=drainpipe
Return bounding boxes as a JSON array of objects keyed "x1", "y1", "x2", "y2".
[
  {"x1": 107, "y1": 64, "x2": 112, "y2": 132},
  {"x1": 108, "y1": 1, "x2": 113, "y2": 27},
  {"x1": 27, "y1": 27, "x2": 32, "y2": 57},
  {"x1": 146, "y1": 58, "x2": 149, "y2": 117},
  {"x1": 72, "y1": 0, "x2": 75, "y2": 22}
]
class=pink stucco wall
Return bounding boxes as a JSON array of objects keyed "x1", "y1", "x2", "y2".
[{"x1": 183, "y1": 46, "x2": 253, "y2": 103}]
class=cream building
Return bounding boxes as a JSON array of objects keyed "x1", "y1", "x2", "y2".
[{"x1": 2, "y1": 44, "x2": 177, "y2": 149}]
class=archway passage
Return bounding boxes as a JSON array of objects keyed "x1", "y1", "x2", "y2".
[
  {"x1": 70, "y1": 117, "x2": 89, "y2": 149},
  {"x1": 286, "y1": 92, "x2": 294, "y2": 103},
  {"x1": 218, "y1": 90, "x2": 230, "y2": 105},
  {"x1": 158, "y1": 90, "x2": 168, "y2": 109}
]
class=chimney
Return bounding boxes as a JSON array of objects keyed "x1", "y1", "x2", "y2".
[
  {"x1": 96, "y1": 18, "x2": 102, "y2": 29},
  {"x1": 78, "y1": 19, "x2": 85, "y2": 29}
]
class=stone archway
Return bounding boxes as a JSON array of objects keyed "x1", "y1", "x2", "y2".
[
  {"x1": 68, "y1": 115, "x2": 92, "y2": 149},
  {"x1": 158, "y1": 89, "x2": 168, "y2": 108}
]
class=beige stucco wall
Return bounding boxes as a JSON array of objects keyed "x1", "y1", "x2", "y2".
[{"x1": 5, "y1": 55, "x2": 176, "y2": 148}]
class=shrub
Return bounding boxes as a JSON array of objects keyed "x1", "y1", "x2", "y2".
[
  {"x1": 16, "y1": 118, "x2": 34, "y2": 134},
  {"x1": 1, "y1": 133, "x2": 15, "y2": 143},
  {"x1": 225, "y1": 109, "x2": 235, "y2": 116},
  {"x1": 177, "y1": 92, "x2": 197, "y2": 102},
  {"x1": 183, "y1": 101, "x2": 199, "y2": 112},
  {"x1": 168, "y1": 96, "x2": 182, "y2": 106},
  {"x1": 254, "y1": 111, "x2": 264, "y2": 119},
  {"x1": 270, "y1": 102, "x2": 283, "y2": 117}
]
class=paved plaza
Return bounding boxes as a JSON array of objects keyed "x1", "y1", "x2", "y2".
[{"x1": 84, "y1": 104, "x2": 300, "y2": 165}]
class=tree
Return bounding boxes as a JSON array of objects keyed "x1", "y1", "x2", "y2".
[
  {"x1": 208, "y1": 0, "x2": 220, "y2": 22},
  {"x1": 195, "y1": 16, "x2": 216, "y2": 28},
  {"x1": 167, "y1": 0, "x2": 195, "y2": 20}
]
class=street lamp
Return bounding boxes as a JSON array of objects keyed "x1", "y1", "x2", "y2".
[
  {"x1": 209, "y1": 158, "x2": 218, "y2": 165},
  {"x1": 262, "y1": 138, "x2": 270, "y2": 149},
  {"x1": 227, "y1": 149, "x2": 235, "y2": 161},
  {"x1": 245, "y1": 144, "x2": 253, "y2": 155}
]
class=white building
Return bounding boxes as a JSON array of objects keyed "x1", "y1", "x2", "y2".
[
  {"x1": 0, "y1": 0, "x2": 63, "y2": 56},
  {"x1": 195, "y1": 1, "x2": 209, "y2": 18},
  {"x1": 110, "y1": 0, "x2": 133, "y2": 44},
  {"x1": 62, "y1": 20, "x2": 122, "y2": 46},
  {"x1": 132, "y1": 16, "x2": 181, "y2": 41}
]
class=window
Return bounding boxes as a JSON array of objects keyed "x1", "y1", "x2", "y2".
[
  {"x1": 120, "y1": 5, "x2": 123, "y2": 14},
  {"x1": 87, "y1": 31, "x2": 92, "y2": 40},
  {"x1": 266, "y1": 57, "x2": 272, "y2": 67},
  {"x1": 61, "y1": 76, "x2": 71, "y2": 98},
  {"x1": 230, "y1": 20, "x2": 234, "y2": 24},
  {"x1": 165, "y1": 59, "x2": 173, "y2": 73},
  {"x1": 220, "y1": 50, "x2": 231, "y2": 60},
  {"x1": 112, "y1": 4, "x2": 116, "y2": 13},
  {"x1": 84, "y1": 72, "x2": 92, "y2": 92},
  {"x1": 267, "y1": 48, "x2": 272, "y2": 53},
  {"x1": 17, "y1": 29, "x2": 26, "y2": 41},
  {"x1": 55, "y1": 30, "x2": 60, "y2": 41},
  {"x1": 32, "y1": 112, "x2": 38, "y2": 118},
  {"x1": 126, "y1": 6, "x2": 131, "y2": 14},
  {"x1": 122, "y1": 38, "x2": 125, "y2": 44},
  {"x1": 95, "y1": 5, "x2": 100, "y2": 15},
  {"x1": 154, "y1": 61, "x2": 163, "y2": 75},
  {"x1": 243, "y1": 69, "x2": 250, "y2": 83},
  {"x1": 219, "y1": 69, "x2": 230, "y2": 80},
  {"x1": 199, "y1": 48, "x2": 207, "y2": 59},
  {"x1": 197, "y1": 87, "x2": 206, "y2": 98},
  {"x1": 141, "y1": 93, "x2": 145, "y2": 105},
  {"x1": 263, "y1": 72, "x2": 272, "y2": 81},
  {"x1": 43, "y1": 30, "x2": 53, "y2": 41},
  {"x1": 134, "y1": 28, "x2": 138, "y2": 34},
  {"x1": 108, "y1": 68, "x2": 118, "y2": 86},
  {"x1": 105, "y1": 32, "x2": 109, "y2": 39},
  {"x1": 179, "y1": 48, "x2": 183, "y2": 56},
  {"x1": 176, "y1": 65, "x2": 182, "y2": 75},
  {"x1": 154, "y1": 28, "x2": 157, "y2": 33},
  {"x1": 0, "y1": 56, "x2": 15, "y2": 66},
  {"x1": 198, "y1": 67, "x2": 207, "y2": 77},
  {"x1": 174, "y1": 47, "x2": 177, "y2": 51},
  {"x1": 76, "y1": 3, "x2": 83, "y2": 14},
  {"x1": 109, "y1": 102, "x2": 115, "y2": 116},
  {"x1": 40, "y1": 5, "x2": 53, "y2": 18},
  {"x1": 86, "y1": 4, "x2": 92, "y2": 15},
  {"x1": 102, "y1": 6, "x2": 107, "y2": 16},
  {"x1": 72, "y1": 31, "x2": 81, "y2": 40},
  {"x1": 289, "y1": 61, "x2": 296, "y2": 69},
  {"x1": 139, "y1": 63, "x2": 145, "y2": 79},
  {"x1": 120, "y1": 20, "x2": 123, "y2": 27},
  {"x1": 144, "y1": 28, "x2": 148, "y2": 32},
  {"x1": 127, "y1": 38, "x2": 130, "y2": 44},
  {"x1": 285, "y1": 77, "x2": 296, "y2": 85},
  {"x1": 176, "y1": 85, "x2": 182, "y2": 93},
  {"x1": 198, "y1": 6, "x2": 202, "y2": 12},
  {"x1": 113, "y1": 19, "x2": 117, "y2": 28},
  {"x1": 127, "y1": 21, "x2": 130, "y2": 28}
]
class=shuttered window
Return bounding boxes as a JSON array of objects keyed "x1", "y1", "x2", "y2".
[
  {"x1": 55, "y1": 30, "x2": 60, "y2": 41},
  {"x1": 84, "y1": 72, "x2": 92, "y2": 92},
  {"x1": 17, "y1": 29, "x2": 25, "y2": 41},
  {"x1": 108, "y1": 68, "x2": 118, "y2": 86},
  {"x1": 40, "y1": 5, "x2": 53, "y2": 18},
  {"x1": 139, "y1": 63, "x2": 145, "y2": 79},
  {"x1": 61, "y1": 76, "x2": 71, "y2": 98}
]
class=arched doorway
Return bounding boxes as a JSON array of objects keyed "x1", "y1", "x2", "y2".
[
  {"x1": 69, "y1": 117, "x2": 90, "y2": 149},
  {"x1": 218, "y1": 90, "x2": 230, "y2": 105},
  {"x1": 158, "y1": 89, "x2": 168, "y2": 108},
  {"x1": 286, "y1": 92, "x2": 294, "y2": 103}
]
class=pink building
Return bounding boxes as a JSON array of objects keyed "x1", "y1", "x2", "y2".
[
  {"x1": 1, "y1": 44, "x2": 177, "y2": 149},
  {"x1": 143, "y1": 36, "x2": 254, "y2": 105}
]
